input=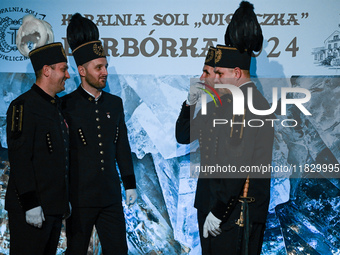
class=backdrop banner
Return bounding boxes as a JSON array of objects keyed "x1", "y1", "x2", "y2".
[{"x1": 0, "y1": 0, "x2": 339, "y2": 254}]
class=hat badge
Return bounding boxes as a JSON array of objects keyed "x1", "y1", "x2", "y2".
[
  {"x1": 215, "y1": 49, "x2": 222, "y2": 64},
  {"x1": 93, "y1": 43, "x2": 105, "y2": 57}
]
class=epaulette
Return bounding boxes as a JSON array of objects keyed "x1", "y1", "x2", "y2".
[{"x1": 10, "y1": 100, "x2": 24, "y2": 139}]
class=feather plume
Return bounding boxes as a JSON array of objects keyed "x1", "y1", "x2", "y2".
[{"x1": 224, "y1": 1, "x2": 263, "y2": 55}]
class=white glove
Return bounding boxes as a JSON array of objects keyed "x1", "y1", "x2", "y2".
[
  {"x1": 25, "y1": 206, "x2": 45, "y2": 228},
  {"x1": 186, "y1": 80, "x2": 205, "y2": 105},
  {"x1": 203, "y1": 212, "x2": 222, "y2": 238},
  {"x1": 125, "y1": 189, "x2": 137, "y2": 209}
]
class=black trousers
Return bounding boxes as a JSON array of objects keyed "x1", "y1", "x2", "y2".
[
  {"x1": 66, "y1": 203, "x2": 128, "y2": 255},
  {"x1": 8, "y1": 211, "x2": 62, "y2": 255},
  {"x1": 198, "y1": 206, "x2": 266, "y2": 255}
]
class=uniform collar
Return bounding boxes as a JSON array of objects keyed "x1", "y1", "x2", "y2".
[
  {"x1": 238, "y1": 81, "x2": 254, "y2": 89},
  {"x1": 32, "y1": 84, "x2": 59, "y2": 105},
  {"x1": 77, "y1": 85, "x2": 103, "y2": 103}
]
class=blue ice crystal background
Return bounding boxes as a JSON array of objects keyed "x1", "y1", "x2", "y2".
[{"x1": 0, "y1": 73, "x2": 339, "y2": 255}]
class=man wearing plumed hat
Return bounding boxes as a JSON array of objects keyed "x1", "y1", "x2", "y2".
[
  {"x1": 62, "y1": 13, "x2": 137, "y2": 255},
  {"x1": 5, "y1": 15, "x2": 70, "y2": 254},
  {"x1": 176, "y1": 2, "x2": 274, "y2": 254}
]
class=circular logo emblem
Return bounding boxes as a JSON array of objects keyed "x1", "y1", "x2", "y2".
[
  {"x1": 93, "y1": 43, "x2": 105, "y2": 56},
  {"x1": 215, "y1": 49, "x2": 222, "y2": 64},
  {"x1": 205, "y1": 49, "x2": 214, "y2": 64},
  {"x1": 0, "y1": 17, "x2": 21, "y2": 53}
]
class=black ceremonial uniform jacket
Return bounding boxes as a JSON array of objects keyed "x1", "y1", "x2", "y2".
[
  {"x1": 62, "y1": 86, "x2": 136, "y2": 208},
  {"x1": 176, "y1": 82, "x2": 274, "y2": 224},
  {"x1": 5, "y1": 84, "x2": 69, "y2": 216}
]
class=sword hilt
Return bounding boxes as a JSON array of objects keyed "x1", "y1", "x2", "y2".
[{"x1": 236, "y1": 175, "x2": 251, "y2": 227}]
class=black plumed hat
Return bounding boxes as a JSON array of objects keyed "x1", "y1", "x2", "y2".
[
  {"x1": 67, "y1": 13, "x2": 105, "y2": 66},
  {"x1": 224, "y1": 1, "x2": 263, "y2": 56},
  {"x1": 67, "y1": 13, "x2": 99, "y2": 50}
]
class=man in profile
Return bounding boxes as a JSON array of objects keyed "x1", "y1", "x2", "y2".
[
  {"x1": 6, "y1": 41, "x2": 70, "y2": 254},
  {"x1": 176, "y1": 46, "x2": 216, "y2": 142},
  {"x1": 176, "y1": 2, "x2": 274, "y2": 254}
]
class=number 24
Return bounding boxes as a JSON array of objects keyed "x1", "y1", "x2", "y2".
[{"x1": 253, "y1": 37, "x2": 299, "y2": 58}]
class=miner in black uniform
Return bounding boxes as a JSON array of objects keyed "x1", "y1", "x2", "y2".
[
  {"x1": 62, "y1": 13, "x2": 137, "y2": 255},
  {"x1": 178, "y1": 46, "x2": 217, "y2": 139},
  {"x1": 5, "y1": 42, "x2": 70, "y2": 254},
  {"x1": 176, "y1": 2, "x2": 274, "y2": 254}
]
